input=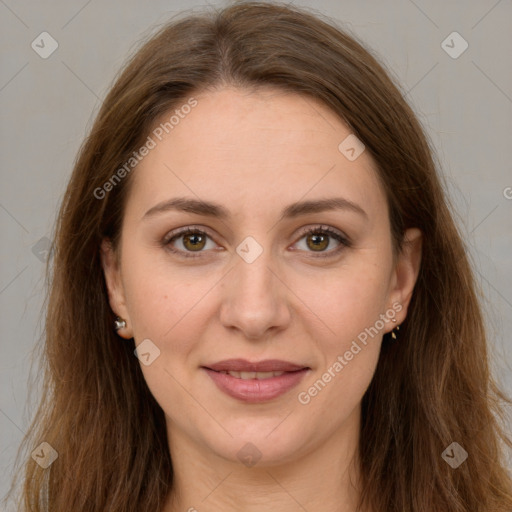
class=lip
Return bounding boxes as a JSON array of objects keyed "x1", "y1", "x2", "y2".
[
  {"x1": 202, "y1": 359, "x2": 310, "y2": 403},
  {"x1": 204, "y1": 359, "x2": 308, "y2": 372}
]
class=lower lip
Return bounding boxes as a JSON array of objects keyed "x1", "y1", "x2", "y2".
[{"x1": 203, "y1": 368, "x2": 309, "y2": 403}]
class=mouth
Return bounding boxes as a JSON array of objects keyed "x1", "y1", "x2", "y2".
[
  {"x1": 203, "y1": 358, "x2": 309, "y2": 373},
  {"x1": 201, "y1": 359, "x2": 310, "y2": 403},
  {"x1": 210, "y1": 369, "x2": 294, "y2": 380}
]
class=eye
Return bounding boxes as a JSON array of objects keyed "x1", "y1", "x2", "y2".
[
  {"x1": 162, "y1": 227, "x2": 217, "y2": 258},
  {"x1": 293, "y1": 225, "x2": 351, "y2": 258}
]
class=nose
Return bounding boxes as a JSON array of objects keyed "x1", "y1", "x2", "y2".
[{"x1": 219, "y1": 247, "x2": 291, "y2": 341}]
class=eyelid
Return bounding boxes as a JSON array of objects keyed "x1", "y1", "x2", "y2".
[
  {"x1": 162, "y1": 224, "x2": 351, "y2": 258},
  {"x1": 294, "y1": 224, "x2": 350, "y2": 245},
  {"x1": 162, "y1": 225, "x2": 215, "y2": 244}
]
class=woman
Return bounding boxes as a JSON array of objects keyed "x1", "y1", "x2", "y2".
[{"x1": 8, "y1": 2, "x2": 512, "y2": 511}]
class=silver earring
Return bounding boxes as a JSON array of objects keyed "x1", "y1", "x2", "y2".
[{"x1": 114, "y1": 317, "x2": 127, "y2": 331}]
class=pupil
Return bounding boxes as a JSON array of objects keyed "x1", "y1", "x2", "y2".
[
  {"x1": 310, "y1": 234, "x2": 327, "y2": 250},
  {"x1": 186, "y1": 233, "x2": 203, "y2": 249}
]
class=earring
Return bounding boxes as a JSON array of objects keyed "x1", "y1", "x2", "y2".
[
  {"x1": 391, "y1": 324, "x2": 400, "y2": 340},
  {"x1": 114, "y1": 317, "x2": 127, "y2": 331}
]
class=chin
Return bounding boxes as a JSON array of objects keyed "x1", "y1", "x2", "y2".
[{"x1": 208, "y1": 419, "x2": 313, "y2": 467}]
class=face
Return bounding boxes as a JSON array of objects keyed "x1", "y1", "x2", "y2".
[{"x1": 101, "y1": 86, "x2": 421, "y2": 466}]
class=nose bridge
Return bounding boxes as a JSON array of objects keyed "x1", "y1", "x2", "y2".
[
  {"x1": 219, "y1": 238, "x2": 290, "y2": 338},
  {"x1": 234, "y1": 244, "x2": 275, "y2": 298}
]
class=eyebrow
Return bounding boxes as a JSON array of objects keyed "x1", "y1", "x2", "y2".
[{"x1": 142, "y1": 196, "x2": 368, "y2": 221}]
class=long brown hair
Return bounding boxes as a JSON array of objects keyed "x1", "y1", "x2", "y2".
[{"x1": 7, "y1": 2, "x2": 512, "y2": 510}]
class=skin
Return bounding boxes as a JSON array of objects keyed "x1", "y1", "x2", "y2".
[{"x1": 101, "y1": 86, "x2": 422, "y2": 512}]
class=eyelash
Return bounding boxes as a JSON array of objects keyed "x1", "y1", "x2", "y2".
[{"x1": 162, "y1": 225, "x2": 351, "y2": 259}]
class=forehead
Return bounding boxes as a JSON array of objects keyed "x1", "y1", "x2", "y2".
[{"x1": 125, "y1": 87, "x2": 386, "y2": 222}]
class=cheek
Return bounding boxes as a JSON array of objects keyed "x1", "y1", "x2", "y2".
[
  {"x1": 298, "y1": 263, "x2": 391, "y2": 347},
  {"x1": 296, "y1": 345, "x2": 380, "y2": 439},
  {"x1": 122, "y1": 254, "x2": 209, "y2": 341},
  {"x1": 123, "y1": 265, "x2": 210, "y2": 416},
  {"x1": 294, "y1": 270, "x2": 387, "y2": 427},
  {"x1": 293, "y1": 259, "x2": 389, "y2": 405}
]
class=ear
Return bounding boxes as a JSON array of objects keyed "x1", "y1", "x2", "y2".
[
  {"x1": 386, "y1": 228, "x2": 423, "y2": 329},
  {"x1": 100, "y1": 238, "x2": 133, "y2": 339}
]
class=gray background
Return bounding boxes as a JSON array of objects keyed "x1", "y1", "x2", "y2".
[{"x1": 1, "y1": 0, "x2": 511, "y2": 504}]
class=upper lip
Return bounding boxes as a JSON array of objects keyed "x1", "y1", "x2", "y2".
[{"x1": 204, "y1": 359, "x2": 309, "y2": 372}]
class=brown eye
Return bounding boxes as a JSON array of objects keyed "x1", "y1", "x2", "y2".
[
  {"x1": 182, "y1": 232, "x2": 207, "y2": 251},
  {"x1": 306, "y1": 232, "x2": 330, "y2": 251},
  {"x1": 294, "y1": 225, "x2": 351, "y2": 258},
  {"x1": 163, "y1": 228, "x2": 216, "y2": 258}
]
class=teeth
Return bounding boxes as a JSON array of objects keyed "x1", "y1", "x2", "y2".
[{"x1": 220, "y1": 370, "x2": 286, "y2": 379}]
